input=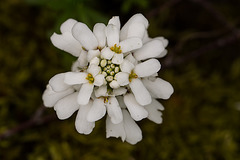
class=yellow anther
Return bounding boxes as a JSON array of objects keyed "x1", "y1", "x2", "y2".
[
  {"x1": 103, "y1": 97, "x2": 108, "y2": 103},
  {"x1": 82, "y1": 47, "x2": 87, "y2": 51},
  {"x1": 110, "y1": 44, "x2": 122, "y2": 54},
  {"x1": 86, "y1": 73, "x2": 94, "y2": 83},
  {"x1": 129, "y1": 71, "x2": 138, "y2": 82},
  {"x1": 97, "y1": 46, "x2": 102, "y2": 51}
]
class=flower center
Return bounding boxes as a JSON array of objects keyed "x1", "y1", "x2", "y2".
[
  {"x1": 99, "y1": 59, "x2": 121, "y2": 91},
  {"x1": 86, "y1": 73, "x2": 94, "y2": 84},
  {"x1": 110, "y1": 44, "x2": 122, "y2": 54},
  {"x1": 129, "y1": 70, "x2": 138, "y2": 82}
]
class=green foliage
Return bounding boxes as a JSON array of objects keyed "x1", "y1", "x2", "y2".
[
  {"x1": 25, "y1": 0, "x2": 109, "y2": 29},
  {"x1": 1, "y1": 0, "x2": 240, "y2": 160},
  {"x1": 121, "y1": 0, "x2": 149, "y2": 13}
]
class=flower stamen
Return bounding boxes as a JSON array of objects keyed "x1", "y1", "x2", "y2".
[
  {"x1": 129, "y1": 71, "x2": 138, "y2": 82},
  {"x1": 82, "y1": 47, "x2": 87, "y2": 51},
  {"x1": 86, "y1": 73, "x2": 94, "y2": 83},
  {"x1": 97, "y1": 46, "x2": 102, "y2": 51},
  {"x1": 110, "y1": 44, "x2": 122, "y2": 54},
  {"x1": 103, "y1": 97, "x2": 108, "y2": 103}
]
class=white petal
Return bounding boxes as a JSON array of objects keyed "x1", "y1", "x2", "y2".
[
  {"x1": 144, "y1": 99, "x2": 164, "y2": 124},
  {"x1": 129, "y1": 78, "x2": 152, "y2": 105},
  {"x1": 77, "y1": 50, "x2": 88, "y2": 68},
  {"x1": 42, "y1": 84, "x2": 74, "y2": 107},
  {"x1": 87, "y1": 98, "x2": 106, "y2": 122},
  {"x1": 108, "y1": 16, "x2": 121, "y2": 30},
  {"x1": 122, "y1": 109, "x2": 142, "y2": 145},
  {"x1": 54, "y1": 92, "x2": 79, "y2": 120},
  {"x1": 125, "y1": 53, "x2": 138, "y2": 65},
  {"x1": 113, "y1": 87, "x2": 127, "y2": 96},
  {"x1": 94, "y1": 85, "x2": 107, "y2": 97},
  {"x1": 72, "y1": 22, "x2": 98, "y2": 50},
  {"x1": 64, "y1": 72, "x2": 88, "y2": 85},
  {"x1": 90, "y1": 91, "x2": 97, "y2": 99},
  {"x1": 87, "y1": 49, "x2": 100, "y2": 62},
  {"x1": 106, "y1": 24, "x2": 120, "y2": 47},
  {"x1": 112, "y1": 53, "x2": 123, "y2": 64},
  {"x1": 123, "y1": 93, "x2": 148, "y2": 121},
  {"x1": 142, "y1": 30, "x2": 151, "y2": 43},
  {"x1": 156, "y1": 49, "x2": 168, "y2": 58},
  {"x1": 120, "y1": 59, "x2": 135, "y2": 74},
  {"x1": 133, "y1": 39, "x2": 165, "y2": 61},
  {"x1": 120, "y1": 13, "x2": 149, "y2": 41},
  {"x1": 71, "y1": 60, "x2": 80, "y2": 72},
  {"x1": 77, "y1": 83, "x2": 94, "y2": 105},
  {"x1": 87, "y1": 64, "x2": 101, "y2": 77},
  {"x1": 106, "y1": 115, "x2": 126, "y2": 141},
  {"x1": 93, "y1": 23, "x2": 106, "y2": 48},
  {"x1": 49, "y1": 73, "x2": 70, "y2": 92},
  {"x1": 117, "y1": 96, "x2": 127, "y2": 109},
  {"x1": 126, "y1": 23, "x2": 145, "y2": 39},
  {"x1": 119, "y1": 37, "x2": 142, "y2": 53},
  {"x1": 134, "y1": 59, "x2": 161, "y2": 77},
  {"x1": 142, "y1": 78, "x2": 174, "y2": 99},
  {"x1": 123, "y1": 51, "x2": 130, "y2": 57},
  {"x1": 101, "y1": 47, "x2": 114, "y2": 60},
  {"x1": 153, "y1": 99, "x2": 164, "y2": 110},
  {"x1": 75, "y1": 100, "x2": 95, "y2": 135},
  {"x1": 106, "y1": 97, "x2": 123, "y2": 124},
  {"x1": 93, "y1": 74, "x2": 105, "y2": 86},
  {"x1": 72, "y1": 84, "x2": 81, "y2": 92},
  {"x1": 155, "y1": 36, "x2": 169, "y2": 47},
  {"x1": 109, "y1": 80, "x2": 120, "y2": 89},
  {"x1": 50, "y1": 32, "x2": 82, "y2": 57},
  {"x1": 89, "y1": 57, "x2": 100, "y2": 66},
  {"x1": 115, "y1": 72, "x2": 130, "y2": 86},
  {"x1": 60, "y1": 18, "x2": 77, "y2": 33}
]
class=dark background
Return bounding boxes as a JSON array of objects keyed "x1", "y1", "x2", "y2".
[{"x1": 0, "y1": 0, "x2": 240, "y2": 159}]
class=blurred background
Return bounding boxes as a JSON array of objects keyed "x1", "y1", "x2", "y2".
[{"x1": 0, "y1": 0, "x2": 240, "y2": 159}]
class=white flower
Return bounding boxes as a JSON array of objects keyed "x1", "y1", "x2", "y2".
[
  {"x1": 144, "y1": 98, "x2": 165, "y2": 124},
  {"x1": 50, "y1": 19, "x2": 82, "y2": 57},
  {"x1": 101, "y1": 17, "x2": 143, "y2": 64},
  {"x1": 116, "y1": 58, "x2": 161, "y2": 105},
  {"x1": 133, "y1": 39, "x2": 165, "y2": 61},
  {"x1": 87, "y1": 96, "x2": 123, "y2": 124},
  {"x1": 42, "y1": 13, "x2": 173, "y2": 145},
  {"x1": 123, "y1": 93, "x2": 148, "y2": 121},
  {"x1": 142, "y1": 77, "x2": 174, "y2": 99},
  {"x1": 106, "y1": 109, "x2": 142, "y2": 145},
  {"x1": 42, "y1": 84, "x2": 74, "y2": 108},
  {"x1": 64, "y1": 64, "x2": 105, "y2": 105},
  {"x1": 75, "y1": 100, "x2": 95, "y2": 135}
]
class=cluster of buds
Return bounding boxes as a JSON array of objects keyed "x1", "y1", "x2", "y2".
[{"x1": 42, "y1": 13, "x2": 173, "y2": 144}]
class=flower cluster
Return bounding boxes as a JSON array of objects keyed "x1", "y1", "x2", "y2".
[{"x1": 42, "y1": 13, "x2": 173, "y2": 144}]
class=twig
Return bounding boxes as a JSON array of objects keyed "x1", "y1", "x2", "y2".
[
  {"x1": 146, "y1": 0, "x2": 183, "y2": 19},
  {"x1": 173, "y1": 29, "x2": 227, "y2": 54},
  {"x1": 159, "y1": 0, "x2": 240, "y2": 68},
  {"x1": 163, "y1": 30, "x2": 240, "y2": 68},
  {"x1": 189, "y1": 0, "x2": 236, "y2": 31},
  {"x1": 0, "y1": 105, "x2": 57, "y2": 141}
]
